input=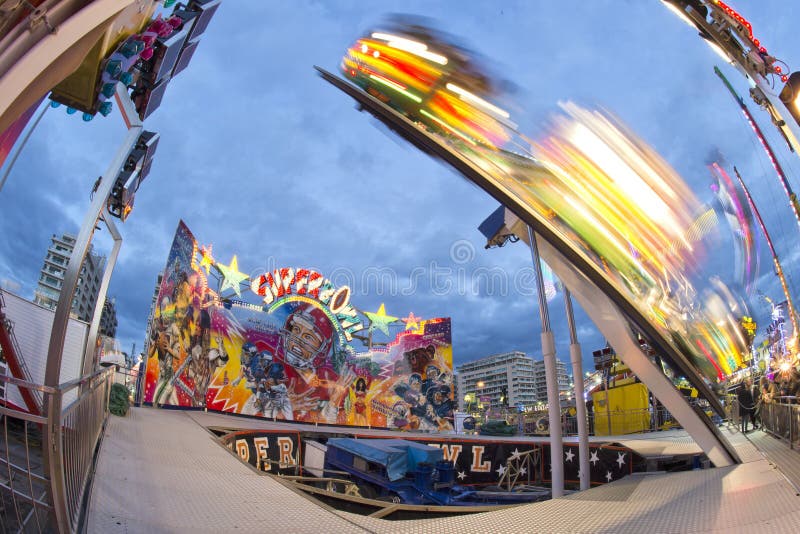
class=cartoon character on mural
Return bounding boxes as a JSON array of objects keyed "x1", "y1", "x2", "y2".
[
  {"x1": 170, "y1": 336, "x2": 229, "y2": 407},
  {"x1": 277, "y1": 304, "x2": 355, "y2": 424},
  {"x1": 350, "y1": 377, "x2": 369, "y2": 426}
]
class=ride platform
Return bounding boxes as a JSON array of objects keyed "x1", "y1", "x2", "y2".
[{"x1": 87, "y1": 407, "x2": 800, "y2": 532}]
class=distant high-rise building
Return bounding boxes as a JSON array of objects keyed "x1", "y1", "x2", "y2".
[
  {"x1": 532, "y1": 358, "x2": 572, "y2": 407},
  {"x1": 142, "y1": 273, "x2": 163, "y2": 358},
  {"x1": 99, "y1": 297, "x2": 118, "y2": 338},
  {"x1": 34, "y1": 233, "x2": 106, "y2": 323},
  {"x1": 456, "y1": 351, "x2": 538, "y2": 411}
]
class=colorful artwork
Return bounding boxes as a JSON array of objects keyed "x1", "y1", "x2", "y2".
[{"x1": 144, "y1": 221, "x2": 455, "y2": 430}]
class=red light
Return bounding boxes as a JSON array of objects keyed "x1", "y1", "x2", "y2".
[
  {"x1": 781, "y1": 75, "x2": 788, "y2": 83},
  {"x1": 753, "y1": 39, "x2": 760, "y2": 47},
  {"x1": 350, "y1": 69, "x2": 356, "y2": 77},
  {"x1": 759, "y1": 47, "x2": 766, "y2": 53},
  {"x1": 775, "y1": 66, "x2": 782, "y2": 74}
]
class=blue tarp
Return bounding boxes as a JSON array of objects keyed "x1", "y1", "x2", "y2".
[{"x1": 326, "y1": 438, "x2": 443, "y2": 481}]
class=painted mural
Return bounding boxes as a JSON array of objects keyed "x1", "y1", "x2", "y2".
[{"x1": 144, "y1": 221, "x2": 454, "y2": 430}]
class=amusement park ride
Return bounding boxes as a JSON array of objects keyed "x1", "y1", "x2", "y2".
[
  {"x1": 317, "y1": 1, "x2": 800, "y2": 470},
  {"x1": 2, "y1": 0, "x2": 800, "y2": 528}
]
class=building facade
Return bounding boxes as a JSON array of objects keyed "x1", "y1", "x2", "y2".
[
  {"x1": 142, "y1": 273, "x2": 163, "y2": 359},
  {"x1": 532, "y1": 358, "x2": 573, "y2": 407},
  {"x1": 99, "y1": 297, "x2": 118, "y2": 338},
  {"x1": 456, "y1": 351, "x2": 538, "y2": 411},
  {"x1": 34, "y1": 233, "x2": 107, "y2": 323}
]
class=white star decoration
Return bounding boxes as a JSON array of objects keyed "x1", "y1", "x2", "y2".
[
  {"x1": 457, "y1": 471, "x2": 467, "y2": 481},
  {"x1": 509, "y1": 448, "x2": 521, "y2": 461},
  {"x1": 217, "y1": 255, "x2": 248, "y2": 297},
  {"x1": 606, "y1": 471, "x2": 613, "y2": 482},
  {"x1": 495, "y1": 464, "x2": 507, "y2": 478},
  {"x1": 616, "y1": 452, "x2": 626, "y2": 469},
  {"x1": 565, "y1": 449, "x2": 575, "y2": 462},
  {"x1": 520, "y1": 467, "x2": 527, "y2": 476},
  {"x1": 589, "y1": 450, "x2": 600, "y2": 466}
]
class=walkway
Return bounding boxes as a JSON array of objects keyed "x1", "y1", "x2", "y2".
[{"x1": 87, "y1": 408, "x2": 800, "y2": 533}]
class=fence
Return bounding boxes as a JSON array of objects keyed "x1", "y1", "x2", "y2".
[
  {"x1": 506, "y1": 406, "x2": 681, "y2": 437},
  {"x1": 0, "y1": 366, "x2": 114, "y2": 532},
  {"x1": 760, "y1": 397, "x2": 800, "y2": 449}
]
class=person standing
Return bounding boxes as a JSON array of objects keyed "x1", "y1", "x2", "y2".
[
  {"x1": 751, "y1": 378, "x2": 761, "y2": 430},
  {"x1": 737, "y1": 379, "x2": 755, "y2": 433}
]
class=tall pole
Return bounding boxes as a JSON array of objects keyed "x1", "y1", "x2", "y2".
[
  {"x1": 44, "y1": 84, "x2": 141, "y2": 390},
  {"x1": 715, "y1": 66, "x2": 800, "y2": 236},
  {"x1": 564, "y1": 288, "x2": 589, "y2": 490},
  {"x1": 0, "y1": 99, "x2": 49, "y2": 193},
  {"x1": 733, "y1": 166, "x2": 799, "y2": 355},
  {"x1": 81, "y1": 214, "x2": 122, "y2": 380},
  {"x1": 526, "y1": 225, "x2": 563, "y2": 498}
]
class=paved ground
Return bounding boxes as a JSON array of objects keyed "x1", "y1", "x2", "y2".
[
  {"x1": 87, "y1": 408, "x2": 800, "y2": 533},
  {"x1": 86, "y1": 408, "x2": 370, "y2": 533}
]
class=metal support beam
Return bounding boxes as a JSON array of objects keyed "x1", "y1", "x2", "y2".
[
  {"x1": 81, "y1": 213, "x2": 122, "y2": 379},
  {"x1": 526, "y1": 224, "x2": 564, "y2": 498},
  {"x1": 531, "y1": 231, "x2": 738, "y2": 467},
  {"x1": 44, "y1": 84, "x2": 140, "y2": 390},
  {"x1": 564, "y1": 288, "x2": 590, "y2": 491}
]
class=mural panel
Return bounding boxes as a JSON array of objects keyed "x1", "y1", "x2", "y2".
[{"x1": 144, "y1": 221, "x2": 454, "y2": 430}]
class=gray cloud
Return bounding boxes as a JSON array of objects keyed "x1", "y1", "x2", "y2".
[{"x1": 1, "y1": 0, "x2": 798, "y2": 376}]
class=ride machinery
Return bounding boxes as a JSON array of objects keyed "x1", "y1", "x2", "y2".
[{"x1": 318, "y1": 18, "x2": 755, "y2": 466}]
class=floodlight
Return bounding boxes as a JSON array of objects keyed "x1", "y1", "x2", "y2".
[
  {"x1": 149, "y1": 26, "x2": 190, "y2": 83},
  {"x1": 177, "y1": 0, "x2": 222, "y2": 41},
  {"x1": 171, "y1": 39, "x2": 201, "y2": 77},
  {"x1": 133, "y1": 76, "x2": 170, "y2": 120},
  {"x1": 779, "y1": 72, "x2": 800, "y2": 126},
  {"x1": 108, "y1": 131, "x2": 159, "y2": 221}
]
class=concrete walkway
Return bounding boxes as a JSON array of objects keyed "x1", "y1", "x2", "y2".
[
  {"x1": 87, "y1": 408, "x2": 369, "y2": 533},
  {"x1": 87, "y1": 408, "x2": 800, "y2": 533}
]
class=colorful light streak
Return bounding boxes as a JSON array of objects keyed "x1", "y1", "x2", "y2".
[
  {"x1": 714, "y1": 67, "x2": 800, "y2": 235},
  {"x1": 709, "y1": 162, "x2": 758, "y2": 295},
  {"x1": 732, "y1": 166, "x2": 799, "y2": 358},
  {"x1": 342, "y1": 31, "x2": 511, "y2": 150}
]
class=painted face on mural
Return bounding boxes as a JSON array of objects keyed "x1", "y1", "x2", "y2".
[{"x1": 282, "y1": 305, "x2": 333, "y2": 371}]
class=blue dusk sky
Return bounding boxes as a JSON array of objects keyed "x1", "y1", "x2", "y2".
[{"x1": 1, "y1": 1, "x2": 798, "y2": 374}]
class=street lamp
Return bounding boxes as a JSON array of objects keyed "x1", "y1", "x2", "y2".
[{"x1": 463, "y1": 392, "x2": 475, "y2": 414}]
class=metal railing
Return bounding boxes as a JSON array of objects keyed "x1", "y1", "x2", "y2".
[
  {"x1": 0, "y1": 366, "x2": 114, "y2": 532},
  {"x1": 760, "y1": 397, "x2": 800, "y2": 449},
  {"x1": 508, "y1": 406, "x2": 682, "y2": 437},
  {"x1": 0, "y1": 378, "x2": 52, "y2": 532},
  {"x1": 1, "y1": 291, "x2": 43, "y2": 412}
]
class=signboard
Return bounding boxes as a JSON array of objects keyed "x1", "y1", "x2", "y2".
[{"x1": 144, "y1": 221, "x2": 455, "y2": 430}]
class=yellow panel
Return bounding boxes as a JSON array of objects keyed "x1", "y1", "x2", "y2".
[
  {"x1": 49, "y1": 1, "x2": 157, "y2": 112},
  {"x1": 592, "y1": 382, "x2": 650, "y2": 435}
]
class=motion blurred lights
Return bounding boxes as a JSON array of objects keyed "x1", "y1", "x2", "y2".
[
  {"x1": 700, "y1": 32, "x2": 734, "y2": 64},
  {"x1": 779, "y1": 72, "x2": 800, "y2": 125},
  {"x1": 660, "y1": 0, "x2": 699, "y2": 30},
  {"x1": 371, "y1": 32, "x2": 449, "y2": 65},
  {"x1": 446, "y1": 82, "x2": 510, "y2": 119}
]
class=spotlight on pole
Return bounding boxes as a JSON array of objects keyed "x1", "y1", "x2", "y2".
[
  {"x1": 779, "y1": 72, "x2": 800, "y2": 126},
  {"x1": 107, "y1": 130, "x2": 159, "y2": 221}
]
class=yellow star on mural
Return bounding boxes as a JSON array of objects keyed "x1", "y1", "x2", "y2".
[
  {"x1": 401, "y1": 312, "x2": 421, "y2": 330},
  {"x1": 364, "y1": 303, "x2": 399, "y2": 336},
  {"x1": 198, "y1": 244, "x2": 214, "y2": 274},
  {"x1": 217, "y1": 255, "x2": 248, "y2": 297}
]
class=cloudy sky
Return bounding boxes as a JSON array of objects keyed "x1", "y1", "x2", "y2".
[{"x1": 1, "y1": 0, "x2": 799, "y2": 375}]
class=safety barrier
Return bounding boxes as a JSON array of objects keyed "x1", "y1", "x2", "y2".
[
  {"x1": 510, "y1": 406, "x2": 682, "y2": 437},
  {"x1": 0, "y1": 366, "x2": 114, "y2": 532},
  {"x1": 760, "y1": 397, "x2": 800, "y2": 449}
]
